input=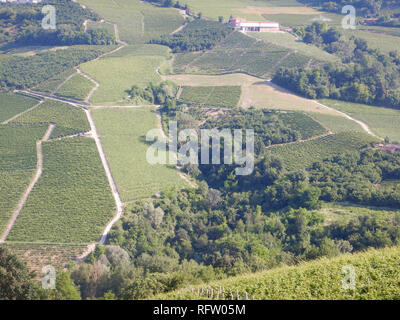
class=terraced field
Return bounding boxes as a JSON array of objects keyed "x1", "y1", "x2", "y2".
[
  {"x1": 13, "y1": 100, "x2": 90, "y2": 138},
  {"x1": 0, "y1": 92, "x2": 40, "y2": 123},
  {"x1": 54, "y1": 73, "x2": 95, "y2": 102},
  {"x1": 179, "y1": 86, "x2": 241, "y2": 108},
  {"x1": 79, "y1": 0, "x2": 184, "y2": 44},
  {"x1": 157, "y1": 246, "x2": 400, "y2": 300},
  {"x1": 92, "y1": 107, "x2": 186, "y2": 202},
  {"x1": 320, "y1": 99, "x2": 400, "y2": 142},
  {"x1": 7, "y1": 138, "x2": 115, "y2": 244},
  {"x1": 266, "y1": 132, "x2": 379, "y2": 171}
]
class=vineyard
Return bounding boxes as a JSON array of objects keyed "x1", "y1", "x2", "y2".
[
  {"x1": 12, "y1": 100, "x2": 90, "y2": 138},
  {"x1": 179, "y1": 86, "x2": 241, "y2": 108},
  {"x1": 173, "y1": 31, "x2": 317, "y2": 77},
  {"x1": 156, "y1": 246, "x2": 400, "y2": 300},
  {"x1": 55, "y1": 73, "x2": 95, "y2": 102},
  {"x1": 34, "y1": 69, "x2": 77, "y2": 95},
  {"x1": 320, "y1": 99, "x2": 400, "y2": 142},
  {"x1": 308, "y1": 112, "x2": 364, "y2": 134},
  {"x1": 0, "y1": 92, "x2": 39, "y2": 123},
  {"x1": 78, "y1": 0, "x2": 184, "y2": 44},
  {"x1": 0, "y1": 124, "x2": 48, "y2": 234},
  {"x1": 6, "y1": 138, "x2": 115, "y2": 244},
  {"x1": 266, "y1": 132, "x2": 379, "y2": 171},
  {"x1": 92, "y1": 107, "x2": 187, "y2": 202}
]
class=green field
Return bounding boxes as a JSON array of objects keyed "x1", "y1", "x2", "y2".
[
  {"x1": 0, "y1": 124, "x2": 48, "y2": 234},
  {"x1": 7, "y1": 138, "x2": 115, "y2": 244},
  {"x1": 344, "y1": 29, "x2": 400, "y2": 54},
  {"x1": 173, "y1": 31, "x2": 314, "y2": 78},
  {"x1": 266, "y1": 132, "x2": 379, "y2": 171},
  {"x1": 92, "y1": 107, "x2": 186, "y2": 202},
  {"x1": 79, "y1": 0, "x2": 184, "y2": 44},
  {"x1": 54, "y1": 73, "x2": 94, "y2": 102},
  {"x1": 157, "y1": 245, "x2": 400, "y2": 300},
  {"x1": 80, "y1": 54, "x2": 164, "y2": 104},
  {"x1": 320, "y1": 99, "x2": 400, "y2": 142},
  {"x1": 13, "y1": 100, "x2": 90, "y2": 138},
  {"x1": 308, "y1": 112, "x2": 364, "y2": 134},
  {"x1": 249, "y1": 32, "x2": 338, "y2": 62},
  {"x1": 262, "y1": 13, "x2": 342, "y2": 27},
  {"x1": 0, "y1": 92, "x2": 40, "y2": 123},
  {"x1": 179, "y1": 86, "x2": 241, "y2": 108}
]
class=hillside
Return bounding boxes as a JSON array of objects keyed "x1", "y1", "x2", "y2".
[{"x1": 156, "y1": 245, "x2": 400, "y2": 300}]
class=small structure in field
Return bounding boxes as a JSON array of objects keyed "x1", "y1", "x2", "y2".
[
  {"x1": 377, "y1": 144, "x2": 400, "y2": 153},
  {"x1": 229, "y1": 17, "x2": 280, "y2": 32}
]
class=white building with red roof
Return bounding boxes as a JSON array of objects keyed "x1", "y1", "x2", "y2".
[{"x1": 229, "y1": 17, "x2": 280, "y2": 32}]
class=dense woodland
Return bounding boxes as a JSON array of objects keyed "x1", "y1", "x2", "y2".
[
  {"x1": 150, "y1": 20, "x2": 233, "y2": 53},
  {"x1": 0, "y1": 0, "x2": 115, "y2": 45},
  {"x1": 274, "y1": 22, "x2": 400, "y2": 108}
]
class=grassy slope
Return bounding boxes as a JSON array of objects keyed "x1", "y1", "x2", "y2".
[
  {"x1": 7, "y1": 138, "x2": 115, "y2": 244},
  {"x1": 0, "y1": 92, "x2": 39, "y2": 122},
  {"x1": 157, "y1": 246, "x2": 400, "y2": 300},
  {"x1": 179, "y1": 86, "x2": 242, "y2": 108},
  {"x1": 92, "y1": 107, "x2": 186, "y2": 202},
  {"x1": 320, "y1": 99, "x2": 400, "y2": 142}
]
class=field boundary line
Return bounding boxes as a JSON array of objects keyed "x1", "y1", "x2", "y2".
[
  {"x1": 265, "y1": 132, "x2": 334, "y2": 150},
  {"x1": 84, "y1": 109, "x2": 123, "y2": 246},
  {"x1": 1, "y1": 100, "x2": 44, "y2": 125},
  {"x1": 76, "y1": 68, "x2": 100, "y2": 104},
  {"x1": 52, "y1": 71, "x2": 76, "y2": 95},
  {"x1": 0, "y1": 123, "x2": 55, "y2": 243}
]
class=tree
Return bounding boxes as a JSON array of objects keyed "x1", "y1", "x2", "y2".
[
  {"x1": 0, "y1": 247, "x2": 39, "y2": 300},
  {"x1": 51, "y1": 271, "x2": 81, "y2": 300}
]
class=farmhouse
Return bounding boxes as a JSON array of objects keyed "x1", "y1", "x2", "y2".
[{"x1": 229, "y1": 17, "x2": 280, "y2": 32}]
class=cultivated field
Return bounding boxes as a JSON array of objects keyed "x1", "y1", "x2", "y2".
[
  {"x1": 249, "y1": 32, "x2": 338, "y2": 62},
  {"x1": 308, "y1": 112, "x2": 364, "y2": 134},
  {"x1": 7, "y1": 138, "x2": 115, "y2": 244},
  {"x1": 80, "y1": 54, "x2": 164, "y2": 104},
  {"x1": 320, "y1": 99, "x2": 400, "y2": 142},
  {"x1": 173, "y1": 31, "x2": 315, "y2": 78},
  {"x1": 92, "y1": 107, "x2": 187, "y2": 202},
  {"x1": 157, "y1": 246, "x2": 400, "y2": 300},
  {"x1": 78, "y1": 0, "x2": 184, "y2": 44},
  {"x1": 179, "y1": 86, "x2": 241, "y2": 108},
  {"x1": 0, "y1": 124, "x2": 48, "y2": 234},
  {"x1": 165, "y1": 73, "x2": 342, "y2": 115},
  {"x1": 13, "y1": 100, "x2": 90, "y2": 138},
  {"x1": 34, "y1": 69, "x2": 77, "y2": 95},
  {"x1": 55, "y1": 73, "x2": 94, "y2": 102},
  {"x1": 266, "y1": 132, "x2": 379, "y2": 171},
  {"x1": 0, "y1": 92, "x2": 40, "y2": 123},
  {"x1": 344, "y1": 29, "x2": 400, "y2": 54}
]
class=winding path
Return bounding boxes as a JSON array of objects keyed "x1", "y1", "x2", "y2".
[{"x1": 0, "y1": 124, "x2": 55, "y2": 243}]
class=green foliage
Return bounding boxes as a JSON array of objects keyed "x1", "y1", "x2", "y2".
[
  {"x1": 157, "y1": 245, "x2": 400, "y2": 300},
  {"x1": 0, "y1": 0, "x2": 115, "y2": 46},
  {"x1": 126, "y1": 81, "x2": 177, "y2": 104},
  {"x1": 150, "y1": 20, "x2": 233, "y2": 53},
  {"x1": 7, "y1": 138, "x2": 115, "y2": 244},
  {"x1": 0, "y1": 246, "x2": 39, "y2": 300}
]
